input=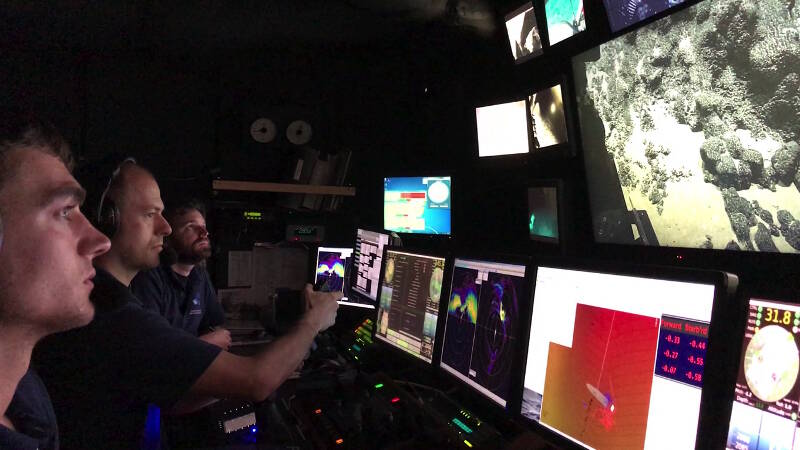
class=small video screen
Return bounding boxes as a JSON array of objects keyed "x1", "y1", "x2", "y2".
[
  {"x1": 575, "y1": 0, "x2": 800, "y2": 254},
  {"x1": 522, "y1": 266, "x2": 717, "y2": 449},
  {"x1": 726, "y1": 298, "x2": 800, "y2": 449},
  {"x1": 528, "y1": 84, "x2": 568, "y2": 149},
  {"x1": 440, "y1": 258, "x2": 527, "y2": 408},
  {"x1": 545, "y1": 0, "x2": 586, "y2": 46},
  {"x1": 384, "y1": 176, "x2": 451, "y2": 235},
  {"x1": 476, "y1": 100, "x2": 530, "y2": 158},
  {"x1": 528, "y1": 186, "x2": 559, "y2": 243},
  {"x1": 505, "y1": 2, "x2": 543, "y2": 63},
  {"x1": 350, "y1": 228, "x2": 391, "y2": 307},
  {"x1": 603, "y1": 0, "x2": 687, "y2": 34},
  {"x1": 314, "y1": 247, "x2": 353, "y2": 304},
  {"x1": 376, "y1": 250, "x2": 446, "y2": 364}
]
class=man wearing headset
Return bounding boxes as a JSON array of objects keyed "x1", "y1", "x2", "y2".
[
  {"x1": 0, "y1": 113, "x2": 111, "y2": 449},
  {"x1": 131, "y1": 198, "x2": 230, "y2": 348},
  {"x1": 34, "y1": 159, "x2": 340, "y2": 448}
]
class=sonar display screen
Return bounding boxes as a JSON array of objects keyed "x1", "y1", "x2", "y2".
[
  {"x1": 376, "y1": 250, "x2": 446, "y2": 364},
  {"x1": 522, "y1": 266, "x2": 717, "y2": 449},
  {"x1": 726, "y1": 298, "x2": 800, "y2": 450},
  {"x1": 351, "y1": 228, "x2": 391, "y2": 305},
  {"x1": 384, "y1": 176, "x2": 451, "y2": 235},
  {"x1": 440, "y1": 258, "x2": 526, "y2": 408},
  {"x1": 315, "y1": 247, "x2": 354, "y2": 304}
]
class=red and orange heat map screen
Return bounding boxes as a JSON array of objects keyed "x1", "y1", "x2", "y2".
[{"x1": 522, "y1": 267, "x2": 716, "y2": 450}]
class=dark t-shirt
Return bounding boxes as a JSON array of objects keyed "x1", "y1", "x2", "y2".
[
  {"x1": 130, "y1": 264, "x2": 224, "y2": 336},
  {"x1": 0, "y1": 368, "x2": 59, "y2": 450},
  {"x1": 33, "y1": 269, "x2": 222, "y2": 449}
]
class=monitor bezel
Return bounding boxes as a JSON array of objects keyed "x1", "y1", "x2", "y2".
[
  {"x1": 347, "y1": 227, "x2": 392, "y2": 308},
  {"x1": 515, "y1": 256, "x2": 740, "y2": 449},
  {"x1": 438, "y1": 252, "x2": 534, "y2": 413},
  {"x1": 504, "y1": 1, "x2": 545, "y2": 65},
  {"x1": 526, "y1": 179, "x2": 565, "y2": 245},
  {"x1": 373, "y1": 245, "x2": 452, "y2": 367},
  {"x1": 382, "y1": 173, "x2": 454, "y2": 237}
]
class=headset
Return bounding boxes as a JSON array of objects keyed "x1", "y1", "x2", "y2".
[{"x1": 95, "y1": 157, "x2": 137, "y2": 237}]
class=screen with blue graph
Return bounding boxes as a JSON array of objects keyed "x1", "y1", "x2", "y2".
[
  {"x1": 440, "y1": 258, "x2": 527, "y2": 408},
  {"x1": 384, "y1": 176, "x2": 452, "y2": 235}
]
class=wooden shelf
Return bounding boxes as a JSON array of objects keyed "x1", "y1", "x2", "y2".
[{"x1": 212, "y1": 179, "x2": 356, "y2": 196}]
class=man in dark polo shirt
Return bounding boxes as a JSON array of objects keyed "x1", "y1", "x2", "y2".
[
  {"x1": 0, "y1": 114, "x2": 111, "y2": 449},
  {"x1": 131, "y1": 199, "x2": 230, "y2": 348},
  {"x1": 34, "y1": 161, "x2": 340, "y2": 448}
]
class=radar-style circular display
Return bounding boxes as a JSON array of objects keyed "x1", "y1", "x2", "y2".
[
  {"x1": 428, "y1": 180, "x2": 450, "y2": 204},
  {"x1": 744, "y1": 325, "x2": 800, "y2": 403},
  {"x1": 429, "y1": 266, "x2": 443, "y2": 302}
]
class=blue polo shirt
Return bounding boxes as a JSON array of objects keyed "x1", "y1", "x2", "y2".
[
  {"x1": 0, "y1": 369, "x2": 58, "y2": 450},
  {"x1": 131, "y1": 264, "x2": 224, "y2": 336},
  {"x1": 33, "y1": 268, "x2": 222, "y2": 449}
]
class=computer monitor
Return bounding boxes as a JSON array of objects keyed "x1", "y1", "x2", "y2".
[
  {"x1": 521, "y1": 263, "x2": 730, "y2": 449},
  {"x1": 528, "y1": 83, "x2": 568, "y2": 150},
  {"x1": 505, "y1": 2, "x2": 543, "y2": 64},
  {"x1": 528, "y1": 183, "x2": 560, "y2": 243},
  {"x1": 603, "y1": 0, "x2": 687, "y2": 34},
  {"x1": 574, "y1": 0, "x2": 800, "y2": 254},
  {"x1": 726, "y1": 297, "x2": 800, "y2": 449},
  {"x1": 476, "y1": 100, "x2": 529, "y2": 158},
  {"x1": 375, "y1": 249, "x2": 447, "y2": 364},
  {"x1": 545, "y1": 0, "x2": 586, "y2": 46},
  {"x1": 384, "y1": 176, "x2": 452, "y2": 235},
  {"x1": 350, "y1": 228, "x2": 391, "y2": 307},
  {"x1": 440, "y1": 258, "x2": 528, "y2": 408},
  {"x1": 314, "y1": 247, "x2": 353, "y2": 304}
]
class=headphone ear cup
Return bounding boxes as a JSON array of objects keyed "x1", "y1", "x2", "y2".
[{"x1": 96, "y1": 198, "x2": 119, "y2": 237}]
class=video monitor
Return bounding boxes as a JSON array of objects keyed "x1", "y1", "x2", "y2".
[
  {"x1": 505, "y1": 2, "x2": 543, "y2": 64},
  {"x1": 574, "y1": 0, "x2": 800, "y2": 254},
  {"x1": 545, "y1": 0, "x2": 586, "y2": 46},
  {"x1": 726, "y1": 298, "x2": 800, "y2": 449},
  {"x1": 314, "y1": 247, "x2": 353, "y2": 304},
  {"x1": 476, "y1": 100, "x2": 530, "y2": 158},
  {"x1": 528, "y1": 84, "x2": 568, "y2": 150},
  {"x1": 375, "y1": 249, "x2": 447, "y2": 364},
  {"x1": 528, "y1": 185, "x2": 560, "y2": 243},
  {"x1": 384, "y1": 176, "x2": 452, "y2": 235},
  {"x1": 350, "y1": 228, "x2": 391, "y2": 307},
  {"x1": 603, "y1": 0, "x2": 687, "y2": 34},
  {"x1": 522, "y1": 265, "x2": 720, "y2": 449},
  {"x1": 440, "y1": 258, "x2": 527, "y2": 408}
]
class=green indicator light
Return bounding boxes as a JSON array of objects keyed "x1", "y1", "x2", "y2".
[
  {"x1": 796, "y1": 311, "x2": 800, "y2": 318},
  {"x1": 452, "y1": 418, "x2": 473, "y2": 434},
  {"x1": 758, "y1": 306, "x2": 763, "y2": 311},
  {"x1": 794, "y1": 319, "x2": 799, "y2": 326},
  {"x1": 757, "y1": 313, "x2": 762, "y2": 319},
  {"x1": 352, "y1": 344, "x2": 361, "y2": 352},
  {"x1": 464, "y1": 440, "x2": 473, "y2": 448},
  {"x1": 375, "y1": 383, "x2": 384, "y2": 389},
  {"x1": 756, "y1": 320, "x2": 761, "y2": 326}
]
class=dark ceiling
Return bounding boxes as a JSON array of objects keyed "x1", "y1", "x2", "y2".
[{"x1": 1, "y1": 0, "x2": 502, "y2": 52}]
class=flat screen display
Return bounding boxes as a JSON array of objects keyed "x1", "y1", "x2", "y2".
[
  {"x1": 545, "y1": 0, "x2": 586, "y2": 46},
  {"x1": 528, "y1": 84, "x2": 568, "y2": 149},
  {"x1": 384, "y1": 176, "x2": 452, "y2": 235},
  {"x1": 603, "y1": 0, "x2": 687, "y2": 34},
  {"x1": 522, "y1": 266, "x2": 717, "y2": 449},
  {"x1": 441, "y1": 258, "x2": 527, "y2": 408},
  {"x1": 528, "y1": 187, "x2": 560, "y2": 243},
  {"x1": 476, "y1": 100, "x2": 530, "y2": 157},
  {"x1": 505, "y1": 2, "x2": 543, "y2": 63},
  {"x1": 351, "y1": 228, "x2": 391, "y2": 306},
  {"x1": 726, "y1": 298, "x2": 800, "y2": 449},
  {"x1": 376, "y1": 250, "x2": 446, "y2": 363},
  {"x1": 574, "y1": 0, "x2": 800, "y2": 253},
  {"x1": 314, "y1": 247, "x2": 353, "y2": 304}
]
